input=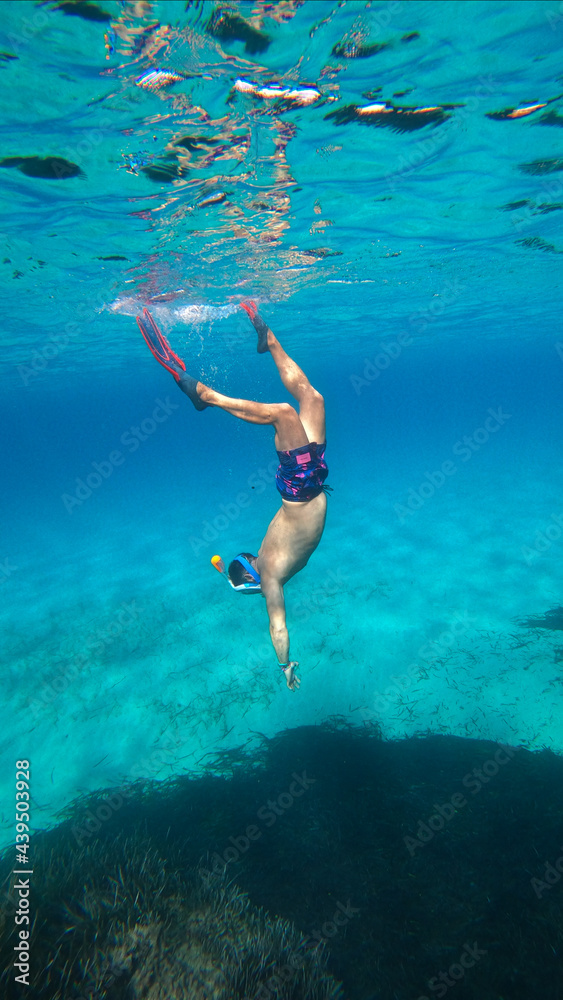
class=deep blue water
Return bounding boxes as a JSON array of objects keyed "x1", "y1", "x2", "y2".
[{"x1": 1, "y1": 0, "x2": 563, "y2": 845}]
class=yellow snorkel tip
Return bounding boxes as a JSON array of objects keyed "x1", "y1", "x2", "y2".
[{"x1": 211, "y1": 554, "x2": 225, "y2": 573}]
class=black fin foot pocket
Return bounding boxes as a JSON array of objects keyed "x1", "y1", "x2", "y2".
[{"x1": 178, "y1": 374, "x2": 209, "y2": 410}]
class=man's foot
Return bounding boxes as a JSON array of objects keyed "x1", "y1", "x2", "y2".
[
  {"x1": 137, "y1": 308, "x2": 209, "y2": 410},
  {"x1": 178, "y1": 374, "x2": 209, "y2": 410},
  {"x1": 240, "y1": 300, "x2": 271, "y2": 353}
]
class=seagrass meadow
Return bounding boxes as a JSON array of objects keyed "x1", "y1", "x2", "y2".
[{"x1": 2, "y1": 723, "x2": 563, "y2": 999}]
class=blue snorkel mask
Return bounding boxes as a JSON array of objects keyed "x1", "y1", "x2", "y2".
[{"x1": 211, "y1": 554, "x2": 262, "y2": 594}]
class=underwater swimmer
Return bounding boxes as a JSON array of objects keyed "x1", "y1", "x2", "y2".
[{"x1": 136, "y1": 303, "x2": 331, "y2": 692}]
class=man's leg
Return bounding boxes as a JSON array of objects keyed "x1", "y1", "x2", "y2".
[
  {"x1": 196, "y1": 383, "x2": 308, "y2": 452},
  {"x1": 241, "y1": 304, "x2": 326, "y2": 443},
  {"x1": 137, "y1": 307, "x2": 307, "y2": 449},
  {"x1": 137, "y1": 305, "x2": 321, "y2": 448}
]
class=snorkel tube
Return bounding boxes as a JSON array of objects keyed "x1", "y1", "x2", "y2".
[{"x1": 211, "y1": 554, "x2": 262, "y2": 594}]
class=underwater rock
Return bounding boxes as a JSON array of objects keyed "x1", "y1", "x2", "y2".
[{"x1": 0, "y1": 155, "x2": 82, "y2": 179}]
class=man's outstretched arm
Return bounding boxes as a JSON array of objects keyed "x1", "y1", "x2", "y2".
[{"x1": 261, "y1": 578, "x2": 300, "y2": 691}]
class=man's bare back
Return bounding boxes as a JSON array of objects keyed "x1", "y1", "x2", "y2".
[
  {"x1": 259, "y1": 492, "x2": 327, "y2": 586},
  {"x1": 256, "y1": 492, "x2": 327, "y2": 690}
]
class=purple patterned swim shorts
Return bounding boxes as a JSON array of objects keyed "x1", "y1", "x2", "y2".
[{"x1": 275, "y1": 441, "x2": 331, "y2": 502}]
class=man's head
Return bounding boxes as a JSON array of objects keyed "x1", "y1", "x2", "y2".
[{"x1": 227, "y1": 552, "x2": 261, "y2": 593}]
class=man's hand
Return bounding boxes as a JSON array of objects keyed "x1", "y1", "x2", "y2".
[{"x1": 283, "y1": 661, "x2": 300, "y2": 692}]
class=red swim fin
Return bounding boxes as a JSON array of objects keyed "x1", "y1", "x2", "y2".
[{"x1": 136, "y1": 308, "x2": 186, "y2": 381}]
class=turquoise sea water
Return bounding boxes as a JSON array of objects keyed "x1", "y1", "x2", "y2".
[{"x1": 1, "y1": 0, "x2": 563, "y2": 852}]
